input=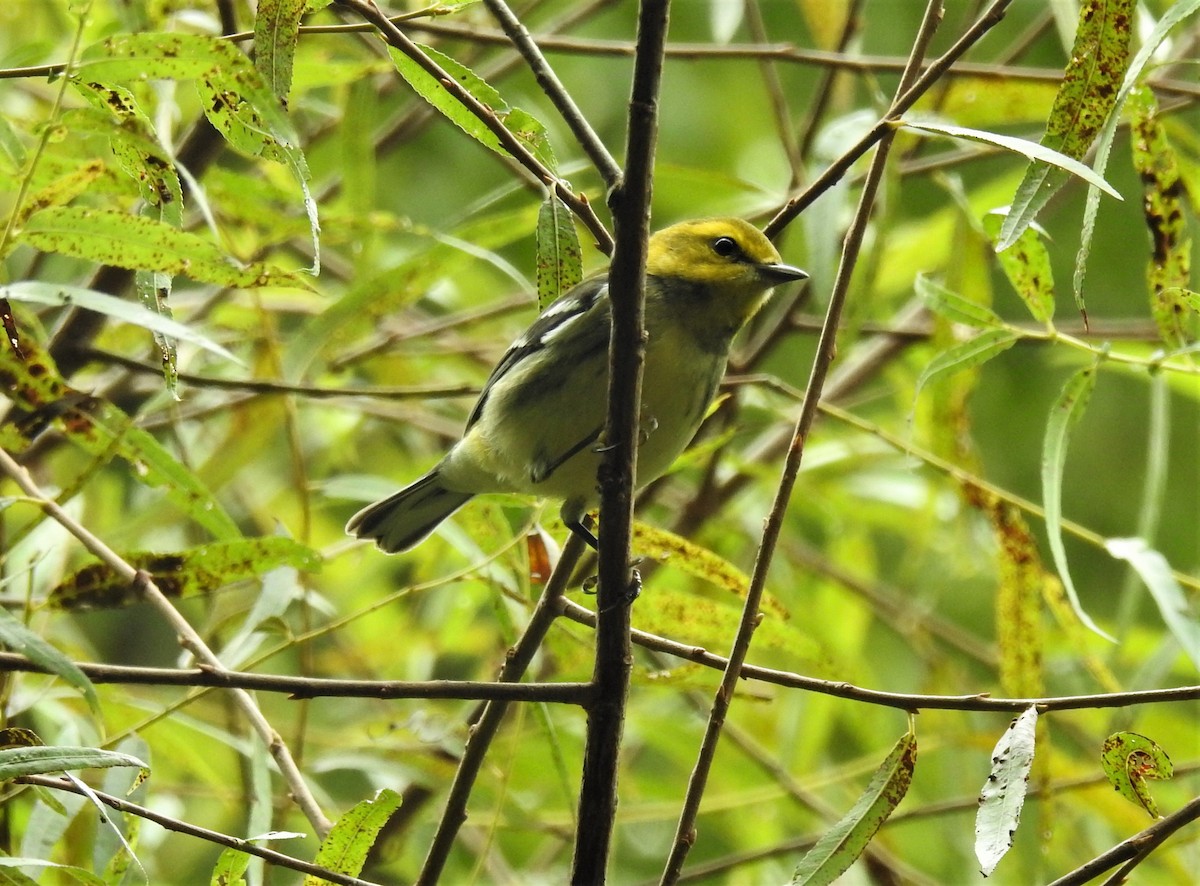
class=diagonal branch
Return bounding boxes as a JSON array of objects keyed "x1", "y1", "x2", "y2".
[
  {"x1": 482, "y1": 0, "x2": 622, "y2": 188},
  {"x1": 16, "y1": 775, "x2": 378, "y2": 886},
  {"x1": 335, "y1": 0, "x2": 612, "y2": 252},
  {"x1": 660, "y1": 1, "x2": 988, "y2": 880},
  {"x1": 0, "y1": 446, "x2": 334, "y2": 838}
]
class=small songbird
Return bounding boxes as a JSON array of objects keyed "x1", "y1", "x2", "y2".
[{"x1": 346, "y1": 218, "x2": 807, "y2": 552}]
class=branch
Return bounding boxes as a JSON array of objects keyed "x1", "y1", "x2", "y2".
[
  {"x1": 767, "y1": 0, "x2": 1015, "y2": 234},
  {"x1": 557, "y1": 600, "x2": 1200, "y2": 713},
  {"x1": 14, "y1": 775, "x2": 379, "y2": 886},
  {"x1": 415, "y1": 533, "x2": 585, "y2": 886},
  {"x1": 660, "y1": 4, "x2": 988, "y2": 880},
  {"x1": 0, "y1": 652, "x2": 589, "y2": 702},
  {"x1": 572, "y1": 1, "x2": 670, "y2": 880},
  {"x1": 334, "y1": 0, "x2": 612, "y2": 252},
  {"x1": 0, "y1": 447, "x2": 334, "y2": 838},
  {"x1": 1047, "y1": 794, "x2": 1200, "y2": 886},
  {"x1": 482, "y1": 0, "x2": 622, "y2": 188}
]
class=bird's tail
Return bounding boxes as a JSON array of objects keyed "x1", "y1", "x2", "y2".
[{"x1": 346, "y1": 470, "x2": 473, "y2": 553}]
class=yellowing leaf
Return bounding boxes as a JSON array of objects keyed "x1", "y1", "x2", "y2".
[{"x1": 1101, "y1": 732, "x2": 1173, "y2": 818}]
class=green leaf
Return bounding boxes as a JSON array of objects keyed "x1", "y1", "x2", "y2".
[
  {"x1": 900, "y1": 121, "x2": 1122, "y2": 201},
  {"x1": 792, "y1": 731, "x2": 916, "y2": 884},
  {"x1": 6, "y1": 159, "x2": 107, "y2": 235},
  {"x1": 18, "y1": 207, "x2": 306, "y2": 289},
  {"x1": 305, "y1": 789, "x2": 402, "y2": 884},
  {"x1": 0, "y1": 340, "x2": 242, "y2": 539},
  {"x1": 0, "y1": 609, "x2": 100, "y2": 716},
  {"x1": 253, "y1": 0, "x2": 306, "y2": 104},
  {"x1": 385, "y1": 44, "x2": 507, "y2": 156},
  {"x1": 536, "y1": 193, "x2": 582, "y2": 310},
  {"x1": 50, "y1": 538, "x2": 323, "y2": 610},
  {"x1": 385, "y1": 42, "x2": 555, "y2": 172},
  {"x1": 975, "y1": 706, "x2": 1039, "y2": 877},
  {"x1": 1100, "y1": 731, "x2": 1173, "y2": 818},
  {"x1": 1074, "y1": 0, "x2": 1200, "y2": 307},
  {"x1": 1042, "y1": 362, "x2": 1112, "y2": 640},
  {"x1": 1105, "y1": 537, "x2": 1200, "y2": 670},
  {"x1": 914, "y1": 273, "x2": 1003, "y2": 328},
  {"x1": 209, "y1": 848, "x2": 251, "y2": 886},
  {"x1": 0, "y1": 859, "x2": 104, "y2": 886},
  {"x1": 0, "y1": 746, "x2": 148, "y2": 781},
  {"x1": 982, "y1": 212, "x2": 1056, "y2": 326},
  {"x1": 999, "y1": 0, "x2": 1135, "y2": 248},
  {"x1": 76, "y1": 32, "x2": 319, "y2": 275},
  {"x1": 914, "y1": 328, "x2": 1019, "y2": 404},
  {"x1": 1129, "y1": 86, "x2": 1196, "y2": 347},
  {"x1": 2, "y1": 282, "x2": 238, "y2": 362},
  {"x1": 632, "y1": 521, "x2": 789, "y2": 619}
]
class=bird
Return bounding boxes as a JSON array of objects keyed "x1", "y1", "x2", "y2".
[{"x1": 346, "y1": 217, "x2": 807, "y2": 553}]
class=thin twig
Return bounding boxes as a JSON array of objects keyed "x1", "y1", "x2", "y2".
[
  {"x1": 13, "y1": 775, "x2": 379, "y2": 886},
  {"x1": 482, "y1": 0, "x2": 622, "y2": 188},
  {"x1": 0, "y1": 447, "x2": 334, "y2": 837},
  {"x1": 3, "y1": 640, "x2": 1195, "y2": 714},
  {"x1": 415, "y1": 534, "x2": 584, "y2": 886},
  {"x1": 660, "y1": 3, "x2": 951, "y2": 880},
  {"x1": 334, "y1": 0, "x2": 612, "y2": 252},
  {"x1": 767, "y1": 0, "x2": 1015, "y2": 234},
  {"x1": 556, "y1": 600, "x2": 1200, "y2": 712},
  {"x1": 1046, "y1": 794, "x2": 1200, "y2": 886}
]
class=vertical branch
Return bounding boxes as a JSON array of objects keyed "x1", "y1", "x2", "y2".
[
  {"x1": 571, "y1": 1, "x2": 671, "y2": 881},
  {"x1": 659, "y1": 1, "x2": 954, "y2": 882}
]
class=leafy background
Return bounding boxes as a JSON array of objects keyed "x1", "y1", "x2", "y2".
[{"x1": 0, "y1": 0, "x2": 1197, "y2": 884}]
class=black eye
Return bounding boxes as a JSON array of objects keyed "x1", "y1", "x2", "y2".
[{"x1": 712, "y1": 236, "x2": 739, "y2": 258}]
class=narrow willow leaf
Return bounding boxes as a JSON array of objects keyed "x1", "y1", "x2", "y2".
[
  {"x1": 982, "y1": 498, "x2": 1045, "y2": 698},
  {"x1": 975, "y1": 706, "x2": 1038, "y2": 877},
  {"x1": 0, "y1": 858, "x2": 103, "y2": 885},
  {"x1": 78, "y1": 32, "x2": 319, "y2": 275},
  {"x1": 633, "y1": 590, "x2": 836, "y2": 677},
  {"x1": 18, "y1": 207, "x2": 306, "y2": 289},
  {"x1": 792, "y1": 731, "x2": 916, "y2": 885},
  {"x1": 1074, "y1": 0, "x2": 1200, "y2": 307},
  {"x1": 1105, "y1": 537, "x2": 1200, "y2": 670},
  {"x1": 1129, "y1": 86, "x2": 1195, "y2": 347},
  {"x1": 536, "y1": 193, "x2": 582, "y2": 310},
  {"x1": 386, "y1": 44, "x2": 507, "y2": 156},
  {"x1": 0, "y1": 340, "x2": 241, "y2": 539},
  {"x1": 982, "y1": 212, "x2": 1055, "y2": 326},
  {"x1": 1100, "y1": 732, "x2": 1173, "y2": 818},
  {"x1": 70, "y1": 82, "x2": 183, "y2": 223},
  {"x1": 253, "y1": 0, "x2": 306, "y2": 104},
  {"x1": 901, "y1": 121, "x2": 1121, "y2": 201},
  {"x1": 385, "y1": 43, "x2": 556, "y2": 172},
  {"x1": 9, "y1": 160, "x2": 106, "y2": 232},
  {"x1": 914, "y1": 329, "x2": 1019, "y2": 405},
  {"x1": 0, "y1": 746, "x2": 147, "y2": 780},
  {"x1": 3, "y1": 282, "x2": 237, "y2": 362},
  {"x1": 632, "y1": 521, "x2": 788, "y2": 619},
  {"x1": 0, "y1": 609, "x2": 100, "y2": 716},
  {"x1": 210, "y1": 848, "x2": 251, "y2": 886},
  {"x1": 50, "y1": 538, "x2": 322, "y2": 610},
  {"x1": 1042, "y1": 362, "x2": 1112, "y2": 640},
  {"x1": 305, "y1": 789, "x2": 402, "y2": 885},
  {"x1": 914, "y1": 274, "x2": 1003, "y2": 328},
  {"x1": 999, "y1": 0, "x2": 1135, "y2": 249}
]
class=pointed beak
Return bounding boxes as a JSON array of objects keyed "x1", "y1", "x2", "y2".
[{"x1": 758, "y1": 262, "x2": 808, "y2": 285}]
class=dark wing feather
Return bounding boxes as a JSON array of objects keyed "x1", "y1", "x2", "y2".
[{"x1": 465, "y1": 275, "x2": 610, "y2": 431}]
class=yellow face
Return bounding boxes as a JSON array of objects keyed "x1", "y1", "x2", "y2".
[{"x1": 645, "y1": 218, "x2": 798, "y2": 291}]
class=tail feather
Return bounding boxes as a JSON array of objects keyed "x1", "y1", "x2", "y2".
[{"x1": 346, "y1": 471, "x2": 473, "y2": 553}]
